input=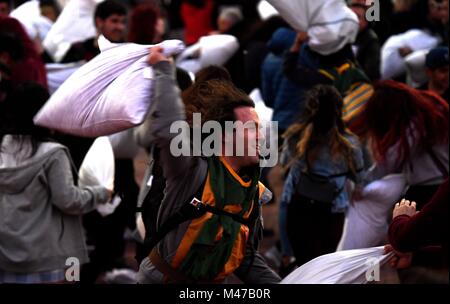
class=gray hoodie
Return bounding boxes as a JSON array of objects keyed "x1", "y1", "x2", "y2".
[{"x1": 0, "y1": 136, "x2": 109, "y2": 273}]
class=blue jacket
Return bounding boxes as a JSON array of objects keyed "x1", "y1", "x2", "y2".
[{"x1": 260, "y1": 28, "x2": 319, "y2": 131}]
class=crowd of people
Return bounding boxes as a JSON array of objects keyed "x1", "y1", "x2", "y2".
[{"x1": 0, "y1": 0, "x2": 448, "y2": 284}]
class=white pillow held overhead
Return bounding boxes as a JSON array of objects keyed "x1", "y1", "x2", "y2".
[
  {"x1": 10, "y1": 0, "x2": 54, "y2": 42},
  {"x1": 43, "y1": 0, "x2": 105, "y2": 63},
  {"x1": 266, "y1": 0, "x2": 359, "y2": 55},
  {"x1": 34, "y1": 38, "x2": 185, "y2": 137},
  {"x1": 381, "y1": 29, "x2": 440, "y2": 79},
  {"x1": 46, "y1": 61, "x2": 84, "y2": 95},
  {"x1": 176, "y1": 34, "x2": 239, "y2": 74}
]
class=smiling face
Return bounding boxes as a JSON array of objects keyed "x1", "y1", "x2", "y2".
[
  {"x1": 232, "y1": 106, "x2": 263, "y2": 167},
  {"x1": 96, "y1": 13, "x2": 126, "y2": 42}
]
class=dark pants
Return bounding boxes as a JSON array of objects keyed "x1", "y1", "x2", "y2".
[
  {"x1": 286, "y1": 196, "x2": 344, "y2": 267},
  {"x1": 80, "y1": 159, "x2": 139, "y2": 283}
]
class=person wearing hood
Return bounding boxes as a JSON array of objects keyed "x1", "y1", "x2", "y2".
[{"x1": 0, "y1": 83, "x2": 111, "y2": 283}]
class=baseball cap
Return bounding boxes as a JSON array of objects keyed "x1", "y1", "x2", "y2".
[{"x1": 426, "y1": 47, "x2": 449, "y2": 69}]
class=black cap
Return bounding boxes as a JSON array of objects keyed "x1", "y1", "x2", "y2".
[{"x1": 426, "y1": 47, "x2": 449, "y2": 69}]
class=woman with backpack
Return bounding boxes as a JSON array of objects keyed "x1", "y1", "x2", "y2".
[
  {"x1": 0, "y1": 83, "x2": 111, "y2": 283},
  {"x1": 362, "y1": 80, "x2": 449, "y2": 210},
  {"x1": 279, "y1": 85, "x2": 365, "y2": 268}
]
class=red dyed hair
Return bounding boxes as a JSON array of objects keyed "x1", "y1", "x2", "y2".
[
  {"x1": 363, "y1": 80, "x2": 449, "y2": 164},
  {"x1": 0, "y1": 16, "x2": 47, "y2": 88},
  {"x1": 127, "y1": 3, "x2": 160, "y2": 44}
]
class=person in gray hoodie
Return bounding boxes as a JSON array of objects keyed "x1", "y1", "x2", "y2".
[{"x1": 0, "y1": 83, "x2": 111, "y2": 283}]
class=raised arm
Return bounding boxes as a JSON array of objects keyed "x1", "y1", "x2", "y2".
[
  {"x1": 135, "y1": 46, "x2": 195, "y2": 179},
  {"x1": 389, "y1": 179, "x2": 449, "y2": 253},
  {"x1": 283, "y1": 32, "x2": 332, "y2": 87}
]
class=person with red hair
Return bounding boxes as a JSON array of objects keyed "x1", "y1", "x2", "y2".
[
  {"x1": 363, "y1": 80, "x2": 449, "y2": 209},
  {"x1": 127, "y1": 2, "x2": 166, "y2": 45},
  {"x1": 0, "y1": 16, "x2": 47, "y2": 89}
]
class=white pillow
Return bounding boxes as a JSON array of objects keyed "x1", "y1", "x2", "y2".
[
  {"x1": 176, "y1": 35, "x2": 239, "y2": 74},
  {"x1": 257, "y1": 0, "x2": 279, "y2": 21},
  {"x1": 78, "y1": 136, "x2": 120, "y2": 216},
  {"x1": 281, "y1": 246, "x2": 393, "y2": 284},
  {"x1": 266, "y1": 0, "x2": 359, "y2": 55},
  {"x1": 46, "y1": 62, "x2": 84, "y2": 95},
  {"x1": 43, "y1": 0, "x2": 105, "y2": 63},
  {"x1": 381, "y1": 29, "x2": 440, "y2": 79},
  {"x1": 337, "y1": 174, "x2": 407, "y2": 251},
  {"x1": 34, "y1": 38, "x2": 185, "y2": 137},
  {"x1": 78, "y1": 136, "x2": 114, "y2": 192},
  {"x1": 10, "y1": 0, "x2": 54, "y2": 42},
  {"x1": 405, "y1": 49, "x2": 430, "y2": 87}
]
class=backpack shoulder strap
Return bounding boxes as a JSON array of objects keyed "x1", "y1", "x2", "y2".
[
  {"x1": 141, "y1": 173, "x2": 208, "y2": 256},
  {"x1": 336, "y1": 62, "x2": 352, "y2": 75},
  {"x1": 318, "y1": 69, "x2": 336, "y2": 81}
]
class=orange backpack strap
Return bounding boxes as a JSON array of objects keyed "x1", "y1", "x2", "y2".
[
  {"x1": 336, "y1": 62, "x2": 352, "y2": 74},
  {"x1": 318, "y1": 69, "x2": 336, "y2": 81}
]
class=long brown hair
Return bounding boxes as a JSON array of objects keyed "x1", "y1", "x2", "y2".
[{"x1": 283, "y1": 85, "x2": 358, "y2": 174}]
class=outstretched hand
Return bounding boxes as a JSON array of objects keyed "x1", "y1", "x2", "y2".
[{"x1": 393, "y1": 199, "x2": 418, "y2": 218}]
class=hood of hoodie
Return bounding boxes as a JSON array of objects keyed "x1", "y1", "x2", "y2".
[
  {"x1": 0, "y1": 136, "x2": 67, "y2": 194},
  {"x1": 267, "y1": 27, "x2": 296, "y2": 56}
]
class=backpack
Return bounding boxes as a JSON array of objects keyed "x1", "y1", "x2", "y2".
[
  {"x1": 135, "y1": 149, "x2": 262, "y2": 267},
  {"x1": 294, "y1": 153, "x2": 349, "y2": 205},
  {"x1": 319, "y1": 61, "x2": 374, "y2": 136},
  {"x1": 135, "y1": 147, "x2": 167, "y2": 263},
  {"x1": 139, "y1": 148, "x2": 165, "y2": 241}
]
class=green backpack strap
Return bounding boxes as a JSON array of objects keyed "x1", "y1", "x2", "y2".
[{"x1": 319, "y1": 61, "x2": 370, "y2": 94}]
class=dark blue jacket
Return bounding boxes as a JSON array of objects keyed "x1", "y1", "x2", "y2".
[{"x1": 260, "y1": 28, "x2": 319, "y2": 131}]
